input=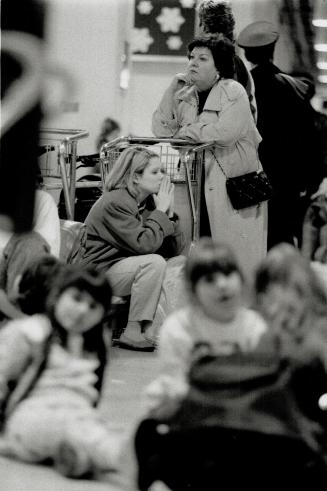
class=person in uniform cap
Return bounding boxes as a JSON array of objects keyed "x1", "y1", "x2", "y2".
[
  {"x1": 237, "y1": 22, "x2": 323, "y2": 249},
  {"x1": 237, "y1": 21, "x2": 279, "y2": 48}
]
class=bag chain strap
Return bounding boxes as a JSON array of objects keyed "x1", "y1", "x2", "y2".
[
  {"x1": 210, "y1": 150, "x2": 227, "y2": 178},
  {"x1": 210, "y1": 149, "x2": 261, "y2": 178}
]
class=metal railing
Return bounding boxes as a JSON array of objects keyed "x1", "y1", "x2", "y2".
[{"x1": 39, "y1": 128, "x2": 89, "y2": 219}]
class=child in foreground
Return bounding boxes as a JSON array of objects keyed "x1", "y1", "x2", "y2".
[
  {"x1": 0, "y1": 265, "x2": 116, "y2": 478},
  {"x1": 146, "y1": 238, "x2": 267, "y2": 419},
  {"x1": 254, "y1": 242, "x2": 327, "y2": 367},
  {"x1": 131, "y1": 244, "x2": 327, "y2": 490}
]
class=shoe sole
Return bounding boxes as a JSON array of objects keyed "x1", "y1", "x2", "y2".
[{"x1": 113, "y1": 340, "x2": 155, "y2": 352}]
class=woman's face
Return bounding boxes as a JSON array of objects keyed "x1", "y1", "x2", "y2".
[
  {"x1": 134, "y1": 156, "x2": 164, "y2": 199},
  {"x1": 187, "y1": 47, "x2": 218, "y2": 90},
  {"x1": 54, "y1": 287, "x2": 105, "y2": 333},
  {"x1": 194, "y1": 271, "x2": 243, "y2": 322}
]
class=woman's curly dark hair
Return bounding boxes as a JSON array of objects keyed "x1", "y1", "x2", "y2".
[
  {"x1": 198, "y1": 0, "x2": 235, "y2": 42},
  {"x1": 187, "y1": 34, "x2": 235, "y2": 79}
]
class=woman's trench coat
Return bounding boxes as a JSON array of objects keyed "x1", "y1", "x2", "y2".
[{"x1": 152, "y1": 74, "x2": 267, "y2": 278}]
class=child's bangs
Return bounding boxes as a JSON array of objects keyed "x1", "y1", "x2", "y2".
[
  {"x1": 50, "y1": 266, "x2": 112, "y2": 312},
  {"x1": 71, "y1": 273, "x2": 112, "y2": 309},
  {"x1": 191, "y1": 256, "x2": 239, "y2": 286}
]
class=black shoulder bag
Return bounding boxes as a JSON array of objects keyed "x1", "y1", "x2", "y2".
[{"x1": 211, "y1": 150, "x2": 274, "y2": 210}]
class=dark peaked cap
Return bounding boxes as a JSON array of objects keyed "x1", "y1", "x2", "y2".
[{"x1": 237, "y1": 21, "x2": 279, "y2": 48}]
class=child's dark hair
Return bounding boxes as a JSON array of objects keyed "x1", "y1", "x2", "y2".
[
  {"x1": 47, "y1": 265, "x2": 112, "y2": 315},
  {"x1": 187, "y1": 34, "x2": 235, "y2": 79},
  {"x1": 185, "y1": 238, "x2": 243, "y2": 294},
  {"x1": 16, "y1": 255, "x2": 63, "y2": 315},
  {"x1": 47, "y1": 265, "x2": 113, "y2": 397}
]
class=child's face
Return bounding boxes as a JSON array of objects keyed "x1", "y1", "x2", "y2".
[
  {"x1": 257, "y1": 284, "x2": 308, "y2": 337},
  {"x1": 54, "y1": 287, "x2": 105, "y2": 333},
  {"x1": 194, "y1": 271, "x2": 243, "y2": 322}
]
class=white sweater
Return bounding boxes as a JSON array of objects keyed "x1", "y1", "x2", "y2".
[{"x1": 145, "y1": 305, "x2": 267, "y2": 415}]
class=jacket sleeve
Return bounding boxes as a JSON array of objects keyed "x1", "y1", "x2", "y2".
[
  {"x1": 175, "y1": 89, "x2": 251, "y2": 146},
  {"x1": 102, "y1": 198, "x2": 177, "y2": 255},
  {"x1": 156, "y1": 213, "x2": 185, "y2": 257},
  {"x1": 152, "y1": 74, "x2": 187, "y2": 138}
]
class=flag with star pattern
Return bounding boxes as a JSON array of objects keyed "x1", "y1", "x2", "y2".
[{"x1": 132, "y1": 0, "x2": 196, "y2": 59}]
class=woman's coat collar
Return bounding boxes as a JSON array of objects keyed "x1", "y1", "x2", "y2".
[{"x1": 176, "y1": 76, "x2": 242, "y2": 112}]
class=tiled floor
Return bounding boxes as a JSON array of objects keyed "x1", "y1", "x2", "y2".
[{"x1": 0, "y1": 347, "x2": 160, "y2": 490}]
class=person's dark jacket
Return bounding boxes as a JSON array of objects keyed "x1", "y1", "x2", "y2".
[
  {"x1": 82, "y1": 188, "x2": 185, "y2": 273},
  {"x1": 251, "y1": 61, "x2": 323, "y2": 198},
  {"x1": 234, "y1": 55, "x2": 256, "y2": 119}
]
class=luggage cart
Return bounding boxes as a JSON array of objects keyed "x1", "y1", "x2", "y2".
[
  {"x1": 99, "y1": 137, "x2": 214, "y2": 246},
  {"x1": 38, "y1": 128, "x2": 94, "y2": 220}
]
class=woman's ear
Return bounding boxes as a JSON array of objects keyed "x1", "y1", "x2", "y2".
[{"x1": 133, "y1": 173, "x2": 140, "y2": 185}]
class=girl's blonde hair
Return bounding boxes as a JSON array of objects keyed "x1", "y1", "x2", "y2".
[{"x1": 104, "y1": 146, "x2": 160, "y2": 197}]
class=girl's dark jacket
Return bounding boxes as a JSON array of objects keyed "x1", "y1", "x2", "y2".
[{"x1": 82, "y1": 188, "x2": 185, "y2": 273}]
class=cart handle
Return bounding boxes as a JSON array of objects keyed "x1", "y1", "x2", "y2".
[
  {"x1": 40, "y1": 128, "x2": 89, "y2": 143},
  {"x1": 100, "y1": 136, "x2": 216, "y2": 155}
]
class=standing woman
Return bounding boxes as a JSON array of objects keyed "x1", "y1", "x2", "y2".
[
  {"x1": 82, "y1": 146, "x2": 185, "y2": 351},
  {"x1": 152, "y1": 34, "x2": 267, "y2": 279},
  {"x1": 197, "y1": 0, "x2": 257, "y2": 120}
]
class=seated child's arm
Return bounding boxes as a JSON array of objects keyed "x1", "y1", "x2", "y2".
[{"x1": 145, "y1": 375, "x2": 188, "y2": 420}]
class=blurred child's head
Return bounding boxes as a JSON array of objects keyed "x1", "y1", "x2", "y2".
[
  {"x1": 16, "y1": 255, "x2": 63, "y2": 315},
  {"x1": 255, "y1": 243, "x2": 327, "y2": 339},
  {"x1": 96, "y1": 117, "x2": 121, "y2": 152},
  {"x1": 47, "y1": 265, "x2": 112, "y2": 334},
  {"x1": 185, "y1": 238, "x2": 245, "y2": 322}
]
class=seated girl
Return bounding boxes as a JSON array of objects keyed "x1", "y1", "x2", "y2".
[
  {"x1": 0, "y1": 265, "x2": 117, "y2": 478},
  {"x1": 146, "y1": 238, "x2": 267, "y2": 419},
  {"x1": 82, "y1": 145, "x2": 186, "y2": 352},
  {"x1": 116, "y1": 239, "x2": 267, "y2": 488},
  {"x1": 132, "y1": 244, "x2": 327, "y2": 491}
]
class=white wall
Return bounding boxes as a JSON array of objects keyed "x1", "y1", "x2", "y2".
[
  {"x1": 43, "y1": 0, "x2": 130, "y2": 154},
  {"x1": 129, "y1": 60, "x2": 186, "y2": 137},
  {"x1": 41, "y1": 0, "x2": 295, "y2": 148}
]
